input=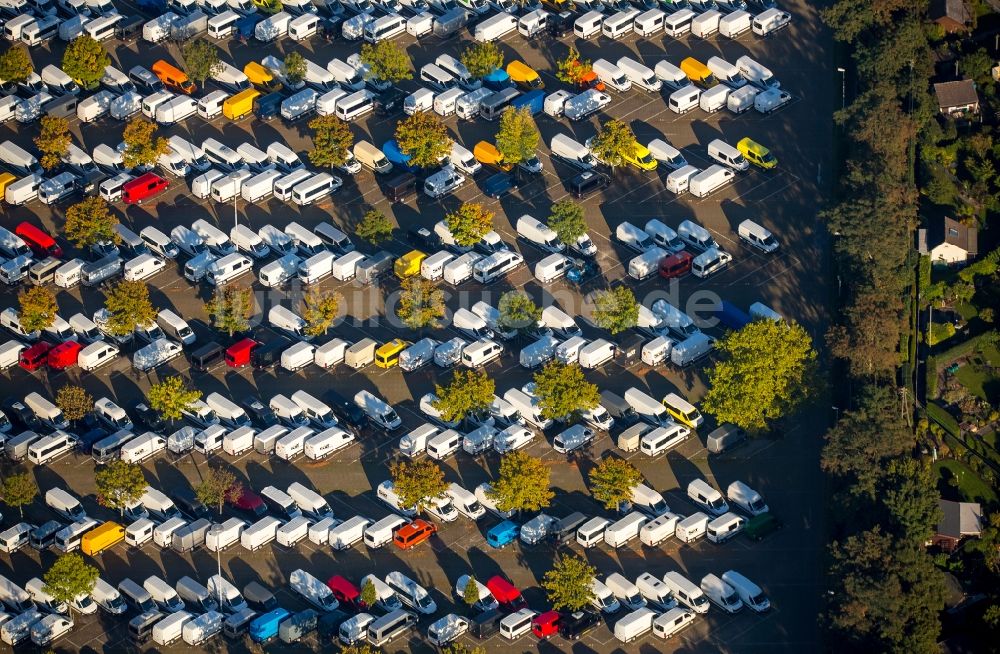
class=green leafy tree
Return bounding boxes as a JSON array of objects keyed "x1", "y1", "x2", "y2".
[
  {"x1": 590, "y1": 119, "x2": 637, "y2": 169},
  {"x1": 147, "y1": 376, "x2": 201, "y2": 422},
  {"x1": 432, "y1": 369, "x2": 495, "y2": 424},
  {"x1": 533, "y1": 360, "x2": 600, "y2": 421},
  {"x1": 360, "y1": 579, "x2": 378, "y2": 610},
  {"x1": 34, "y1": 116, "x2": 71, "y2": 170},
  {"x1": 181, "y1": 38, "x2": 221, "y2": 85},
  {"x1": 556, "y1": 46, "x2": 591, "y2": 85},
  {"x1": 463, "y1": 576, "x2": 480, "y2": 607},
  {"x1": 355, "y1": 209, "x2": 393, "y2": 244},
  {"x1": 461, "y1": 42, "x2": 503, "y2": 79},
  {"x1": 495, "y1": 106, "x2": 539, "y2": 167},
  {"x1": 195, "y1": 467, "x2": 238, "y2": 516},
  {"x1": 17, "y1": 286, "x2": 57, "y2": 333},
  {"x1": 308, "y1": 115, "x2": 354, "y2": 168},
  {"x1": 284, "y1": 51, "x2": 306, "y2": 85},
  {"x1": 56, "y1": 385, "x2": 93, "y2": 423},
  {"x1": 548, "y1": 200, "x2": 587, "y2": 245},
  {"x1": 0, "y1": 46, "x2": 32, "y2": 84},
  {"x1": 703, "y1": 319, "x2": 818, "y2": 433},
  {"x1": 443, "y1": 644, "x2": 486, "y2": 654},
  {"x1": 497, "y1": 290, "x2": 541, "y2": 334},
  {"x1": 389, "y1": 459, "x2": 448, "y2": 515},
  {"x1": 43, "y1": 554, "x2": 99, "y2": 616},
  {"x1": 958, "y1": 48, "x2": 993, "y2": 85},
  {"x1": 589, "y1": 458, "x2": 643, "y2": 510},
  {"x1": 395, "y1": 112, "x2": 451, "y2": 168},
  {"x1": 121, "y1": 117, "x2": 169, "y2": 170},
  {"x1": 104, "y1": 280, "x2": 156, "y2": 336},
  {"x1": 61, "y1": 35, "x2": 109, "y2": 90},
  {"x1": 879, "y1": 459, "x2": 942, "y2": 543},
  {"x1": 204, "y1": 285, "x2": 254, "y2": 336},
  {"x1": 445, "y1": 202, "x2": 494, "y2": 248},
  {"x1": 302, "y1": 288, "x2": 342, "y2": 337},
  {"x1": 95, "y1": 460, "x2": 147, "y2": 516},
  {"x1": 396, "y1": 277, "x2": 445, "y2": 329},
  {"x1": 64, "y1": 197, "x2": 119, "y2": 249},
  {"x1": 341, "y1": 646, "x2": 380, "y2": 654},
  {"x1": 1, "y1": 473, "x2": 37, "y2": 518},
  {"x1": 542, "y1": 554, "x2": 596, "y2": 612},
  {"x1": 592, "y1": 286, "x2": 638, "y2": 335},
  {"x1": 488, "y1": 451, "x2": 553, "y2": 514},
  {"x1": 359, "y1": 40, "x2": 412, "y2": 83}
]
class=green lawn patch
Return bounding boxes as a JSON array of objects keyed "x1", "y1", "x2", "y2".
[
  {"x1": 956, "y1": 302, "x2": 979, "y2": 321},
  {"x1": 955, "y1": 363, "x2": 994, "y2": 401},
  {"x1": 934, "y1": 459, "x2": 998, "y2": 504},
  {"x1": 928, "y1": 402, "x2": 961, "y2": 437},
  {"x1": 930, "y1": 322, "x2": 957, "y2": 346},
  {"x1": 982, "y1": 343, "x2": 1000, "y2": 367}
]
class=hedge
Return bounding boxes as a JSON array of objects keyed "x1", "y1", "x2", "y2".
[
  {"x1": 926, "y1": 355, "x2": 938, "y2": 398},
  {"x1": 935, "y1": 331, "x2": 1000, "y2": 369},
  {"x1": 928, "y1": 402, "x2": 960, "y2": 437}
]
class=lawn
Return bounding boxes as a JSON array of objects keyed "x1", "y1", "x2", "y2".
[
  {"x1": 955, "y1": 356, "x2": 1000, "y2": 403},
  {"x1": 934, "y1": 459, "x2": 998, "y2": 504},
  {"x1": 982, "y1": 342, "x2": 1000, "y2": 367},
  {"x1": 956, "y1": 302, "x2": 979, "y2": 321}
]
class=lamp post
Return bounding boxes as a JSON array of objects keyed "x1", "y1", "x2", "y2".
[{"x1": 836, "y1": 67, "x2": 846, "y2": 109}]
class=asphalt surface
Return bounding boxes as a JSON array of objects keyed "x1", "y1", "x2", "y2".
[{"x1": 0, "y1": 0, "x2": 834, "y2": 651}]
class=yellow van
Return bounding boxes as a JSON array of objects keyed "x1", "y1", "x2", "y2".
[
  {"x1": 737, "y1": 137, "x2": 778, "y2": 170},
  {"x1": 375, "y1": 339, "x2": 410, "y2": 369},
  {"x1": 81, "y1": 522, "x2": 125, "y2": 556},
  {"x1": 473, "y1": 141, "x2": 513, "y2": 172},
  {"x1": 244, "y1": 62, "x2": 282, "y2": 93},
  {"x1": 680, "y1": 57, "x2": 717, "y2": 90},
  {"x1": 0, "y1": 172, "x2": 18, "y2": 201},
  {"x1": 394, "y1": 250, "x2": 427, "y2": 279},
  {"x1": 624, "y1": 142, "x2": 658, "y2": 171},
  {"x1": 223, "y1": 88, "x2": 261, "y2": 121},
  {"x1": 506, "y1": 60, "x2": 544, "y2": 91},
  {"x1": 662, "y1": 393, "x2": 703, "y2": 429}
]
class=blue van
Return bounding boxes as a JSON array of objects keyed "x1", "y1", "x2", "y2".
[
  {"x1": 249, "y1": 608, "x2": 290, "y2": 643},
  {"x1": 76, "y1": 427, "x2": 110, "y2": 455},
  {"x1": 487, "y1": 520, "x2": 520, "y2": 548},
  {"x1": 483, "y1": 68, "x2": 514, "y2": 92},
  {"x1": 254, "y1": 92, "x2": 283, "y2": 121},
  {"x1": 511, "y1": 90, "x2": 545, "y2": 116},
  {"x1": 381, "y1": 140, "x2": 418, "y2": 173},
  {"x1": 715, "y1": 300, "x2": 751, "y2": 330},
  {"x1": 235, "y1": 15, "x2": 261, "y2": 41}
]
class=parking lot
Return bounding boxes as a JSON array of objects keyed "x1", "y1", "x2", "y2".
[{"x1": 0, "y1": 0, "x2": 833, "y2": 650}]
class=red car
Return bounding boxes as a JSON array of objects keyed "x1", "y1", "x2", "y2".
[
  {"x1": 15, "y1": 222, "x2": 62, "y2": 259},
  {"x1": 225, "y1": 338, "x2": 257, "y2": 368},
  {"x1": 228, "y1": 485, "x2": 266, "y2": 518},
  {"x1": 531, "y1": 610, "x2": 560, "y2": 639},
  {"x1": 486, "y1": 575, "x2": 528, "y2": 612},
  {"x1": 19, "y1": 342, "x2": 51, "y2": 371},
  {"x1": 122, "y1": 172, "x2": 169, "y2": 204},
  {"x1": 392, "y1": 519, "x2": 437, "y2": 550},
  {"x1": 47, "y1": 340, "x2": 82, "y2": 369},
  {"x1": 659, "y1": 251, "x2": 693, "y2": 279},
  {"x1": 326, "y1": 575, "x2": 362, "y2": 610}
]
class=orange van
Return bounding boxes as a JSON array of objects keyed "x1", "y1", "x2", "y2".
[{"x1": 152, "y1": 60, "x2": 196, "y2": 95}]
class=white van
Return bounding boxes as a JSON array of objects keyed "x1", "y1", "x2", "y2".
[
  {"x1": 618, "y1": 57, "x2": 661, "y2": 92},
  {"x1": 335, "y1": 90, "x2": 375, "y2": 121},
  {"x1": 592, "y1": 58, "x2": 631, "y2": 92},
  {"x1": 668, "y1": 85, "x2": 700, "y2": 114},
  {"x1": 662, "y1": 572, "x2": 709, "y2": 614},
  {"x1": 721, "y1": 570, "x2": 769, "y2": 612},
  {"x1": 602, "y1": 7, "x2": 638, "y2": 38},
  {"x1": 206, "y1": 253, "x2": 252, "y2": 286},
  {"x1": 707, "y1": 139, "x2": 749, "y2": 171},
  {"x1": 664, "y1": 8, "x2": 695, "y2": 36},
  {"x1": 706, "y1": 512, "x2": 745, "y2": 543},
  {"x1": 460, "y1": 338, "x2": 503, "y2": 368},
  {"x1": 292, "y1": 172, "x2": 340, "y2": 206},
  {"x1": 652, "y1": 607, "x2": 696, "y2": 639}
]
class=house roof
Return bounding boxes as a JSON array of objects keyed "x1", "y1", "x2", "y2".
[
  {"x1": 938, "y1": 499, "x2": 983, "y2": 539},
  {"x1": 934, "y1": 80, "x2": 980, "y2": 110},
  {"x1": 931, "y1": 0, "x2": 972, "y2": 25},
  {"x1": 929, "y1": 217, "x2": 978, "y2": 256}
]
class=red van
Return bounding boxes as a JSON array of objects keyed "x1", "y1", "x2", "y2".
[
  {"x1": 16, "y1": 222, "x2": 63, "y2": 258},
  {"x1": 531, "y1": 610, "x2": 560, "y2": 639},
  {"x1": 19, "y1": 342, "x2": 52, "y2": 371},
  {"x1": 659, "y1": 251, "x2": 693, "y2": 279},
  {"x1": 325, "y1": 575, "x2": 361, "y2": 609},
  {"x1": 486, "y1": 575, "x2": 528, "y2": 612},
  {"x1": 47, "y1": 340, "x2": 82, "y2": 369},
  {"x1": 392, "y1": 519, "x2": 438, "y2": 550},
  {"x1": 122, "y1": 172, "x2": 169, "y2": 204},
  {"x1": 226, "y1": 338, "x2": 258, "y2": 367}
]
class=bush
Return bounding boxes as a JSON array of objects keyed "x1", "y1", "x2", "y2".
[
  {"x1": 927, "y1": 402, "x2": 960, "y2": 437},
  {"x1": 926, "y1": 355, "x2": 938, "y2": 398},
  {"x1": 929, "y1": 322, "x2": 956, "y2": 346}
]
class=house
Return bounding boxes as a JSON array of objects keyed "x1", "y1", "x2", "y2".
[
  {"x1": 931, "y1": 499, "x2": 983, "y2": 552},
  {"x1": 930, "y1": 0, "x2": 972, "y2": 32},
  {"x1": 933, "y1": 80, "x2": 980, "y2": 117},
  {"x1": 926, "y1": 217, "x2": 979, "y2": 266}
]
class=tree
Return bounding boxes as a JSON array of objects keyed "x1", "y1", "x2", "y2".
[
  {"x1": 95, "y1": 460, "x2": 147, "y2": 516},
  {"x1": 61, "y1": 35, "x2": 109, "y2": 90},
  {"x1": 461, "y1": 41, "x2": 503, "y2": 79},
  {"x1": 556, "y1": 46, "x2": 591, "y2": 85},
  {"x1": 548, "y1": 200, "x2": 587, "y2": 246},
  {"x1": 147, "y1": 376, "x2": 201, "y2": 422},
  {"x1": 17, "y1": 286, "x2": 57, "y2": 333},
  {"x1": 284, "y1": 51, "x2": 306, "y2": 85},
  {"x1": 355, "y1": 209, "x2": 393, "y2": 244},
  {"x1": 497, "y1": 290, "x2": 541, "y2": 334},
  {"x1": 195, "y1": 467, "x2": 238, "y2": 516},
  {"x1": 395, "y1": 111, "x2": 451, "y2": 168},
  {"x1": 34, "y1": 116, "x2": 71, "y2": 171},
  {"x1": 589, "y1": 119, "x2": 637, "y2": 169},
  {"x1": 589, "y1": 458, "x2": 643, "y2": 510},
  {"x1": 43, "y1": 553, "x2": 99, "y2": 616},
  {"x1": 308, "y1": 115, "x2": 353, "y2": 168},
  {"x1": 880, "y1": 459, "x2": 941, "y2": 543},
  {"x1": 64, "y1": 197, "x2": 119, "y2": 249},
  {"x1": 121, "y1": 117, "x2": 169, "y2": 170},
  {"x1": 396, "y1": 277, "x2": 445, "y2": 329},
  {"x1": 181, "y1": 38, "x2": 221, "y2": 85},
  {"x1": 204, "y1": 285, "x2": 254, "y2": 336},
  {"x1": 488, "y1": 451, "x2": 553, "y2": 514},
  {"x1": 495, "y1": 106, "x2": 539, "y2": 167},
  {"x1": 1, "y1": 473, "x2": 37, "y2": 518},
  {"x1": 104, "y1": 280, "x2": 156, "y2": 336},
  {"x1": 702, "y1": 319, "x2": 818, "y2": 433},
  {"x1": 445, "y1": 202, "x2": 494, "y2": 248},
  {"x1": 341, "y1": 646, "x2": 380, "y2": 654},
  {"x1": 443, "y1": 645, "x2": 486, "y2": 654},
  {"x1": 359, "y1": 40, "x2": 412, "y2": 83},
  {"x1": 389, "y1": 459, "x2": 448, "y2": 515},
  {"x1": 432, "y1": 369, "x2": 495, "y2": 424},
  {"x1": 360, "y1": 579, "x2": 378, "y2": 610},
  {"x1": 302, "y1": 287, "x2": 341, "y2": 337},
  {"x1": 0, "y1": 46, "x2": 32, "y2": 84},
  {"x1": 592, "y1": 286, "x2": 638, "y2": 335},
  {"x1": 56, "y1": 385, "x2": 93, "y2": 423},
  {"x1": 462, "y1": 576, "x2": 480, "y2": 607},
  {"x1": 542, "y1": 554, "x2": 596, "y2": 612},
  {"x1": 533, "y1": 360, "x2": 600, "y2": 421}
]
